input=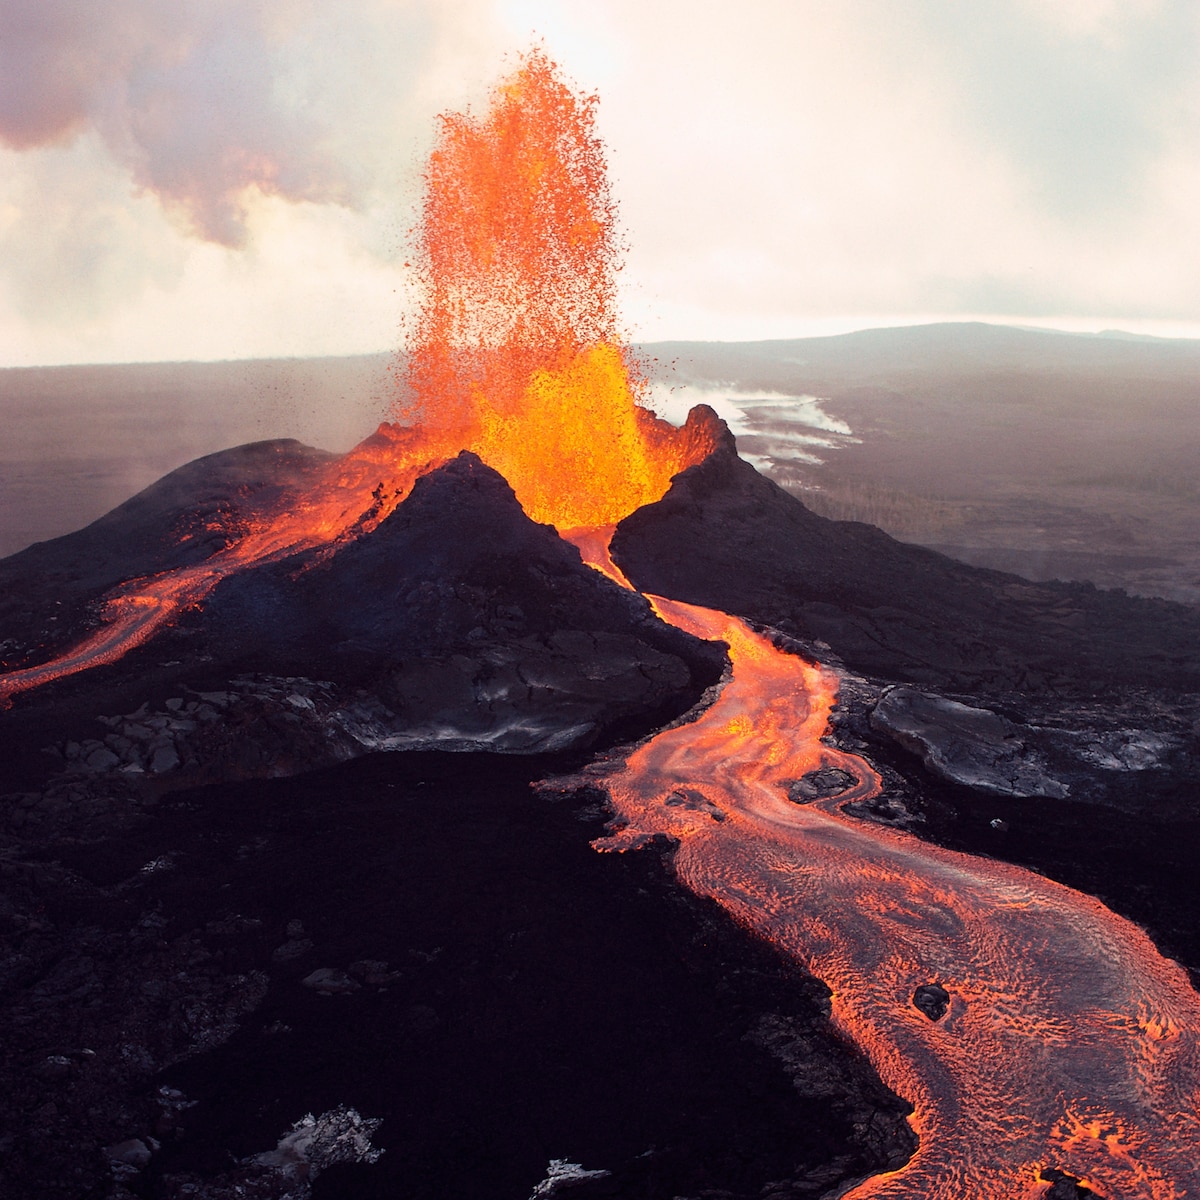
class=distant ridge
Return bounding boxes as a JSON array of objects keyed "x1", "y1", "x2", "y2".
[{"x1": 640, "y1": 320, "x2": 1200, "y2": 375}]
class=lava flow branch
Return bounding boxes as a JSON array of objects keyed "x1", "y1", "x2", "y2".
[{"x1": 562, "y1": 564, "x2": 1200, "y2": 1199}]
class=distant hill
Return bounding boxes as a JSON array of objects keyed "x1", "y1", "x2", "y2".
[
  {"x1": 641, "y1": 321, "x2": 1200, "y2": 378},
  {"x1": 0, "y1": 354, "x2": 393, "y2": 557},
  {"x1": 639, "y1": 323, "x2": 1200, "y2": 604}
]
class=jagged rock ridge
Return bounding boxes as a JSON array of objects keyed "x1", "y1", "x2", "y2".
[{"x1": 611, "y1": 436, "x2": 1200, "y2": 699}]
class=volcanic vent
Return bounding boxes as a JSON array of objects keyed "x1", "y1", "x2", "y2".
[{"x1": 3, "y1": 46, "x2": 1200, "y2": 1200}]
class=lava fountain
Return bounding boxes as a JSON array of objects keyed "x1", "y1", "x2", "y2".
[
  {"x1": 3, "y1": 48, "x2": 1200, "y2": 1200},
  {"x1": 394, "y1": 48, "x2": 718, "y2": 529}
]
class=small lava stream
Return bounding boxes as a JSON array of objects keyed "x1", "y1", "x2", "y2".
[
  {"x1": 0, "y1": 427, "x2": 452, "y2": 707},
  {"x1": 569, "y1": 530, "x2": 1200, "y2": 1200}
]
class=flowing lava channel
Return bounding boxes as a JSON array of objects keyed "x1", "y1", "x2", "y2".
[
  {"x1": 3, "y1": 50, "x2": 1199, "y2": 1198},
  {"x1": 567, "y1": 536, "x2": 1200, "y2": 1197}
]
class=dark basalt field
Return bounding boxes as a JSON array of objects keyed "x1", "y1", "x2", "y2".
[
  {"x1": 0, "y1": 751, "x2": 914, "y2": 1200},
  {"x1": 2, "y1": 414, "x2": 1199, "y2": 1198}
]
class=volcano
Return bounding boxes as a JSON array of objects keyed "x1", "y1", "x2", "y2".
[{"x1": 3, "y1": 49, "x2": 1200, "y2": 1200}]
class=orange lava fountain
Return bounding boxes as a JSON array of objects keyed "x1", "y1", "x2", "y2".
[
  {"x1": 394, "y1": 49, "x2": 717, "y2": 529},
  {"x1": 565, "y1": 534, "x2": 1200, "y2": 1199}
]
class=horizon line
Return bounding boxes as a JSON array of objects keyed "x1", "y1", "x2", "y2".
[{"x1": 4, "y1": 314, "x2": 1200, "y2": 371}]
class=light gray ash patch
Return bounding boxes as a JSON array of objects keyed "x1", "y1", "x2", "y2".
[
  {"x1": 870, "y1": 686, "x2": 1069, "y2": 799},
  {"x1": 156, "y1": 1106, "x2": 384, "y2": 1199},
  {"x1": 1049, "y1": 726, "x2": 1181, "y2": 772},
  {"x1": 249, "y1": 1105, "x2": 383, "y2": 1179},
  {"x1": 528, "y1": 1158, "x2": 612, "y2": 1198}
]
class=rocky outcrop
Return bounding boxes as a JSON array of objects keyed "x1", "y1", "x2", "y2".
[
  {"x1": 610, "y1": 430, "x2": 1200, "y2": 699},
  {"x1": 786, "y1": 768, "x2": 858, "y2": 803},
  {"x1": 869, "y1": 687, "x2": 1069, "y2": 799},
  {"x1": 165, "y1": 451, "x2": 726, "y2": 757},
  {"x1": 0, "y1": 451, "x2": 725, "y2": 798},
  {"x1": 912, "y1": 984, "x2": 951, "y2": 1022},
  {"x1": 35, "y1": 634, "x2": 704, "y2": 796}
]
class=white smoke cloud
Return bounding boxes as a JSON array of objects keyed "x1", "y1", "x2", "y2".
[
  {"x1": 0, "y1": 0, "x2": 505, "y2": 245},
  {"x1": 2, "y1": 0, "x2": 1199, "y2": 364},
  {"x1": 2, "y1": 2, "x2": 337, "y2": 243},
  {"x1": 0, "y1": 0, "x2": 505, "y2": 350}
]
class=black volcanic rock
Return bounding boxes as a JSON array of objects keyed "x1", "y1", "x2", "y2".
[
  {"x1": 0, "y1": 439, "x2": 333, "y2": 671},
  {"x1": 207, "y1": 450, "x2": 688, "y2": 661},
  {"x1": 1040, "y1": 1167, "x2": 1097, "y2": 1198},
  {"x1": 869, "y1": 687, "x2": 1068, "y2": 799},
  {"x1": 0, "y1": 440, "x2": 913, "y2": 1200},
  {"x1": 610, "y1": 432, "x2": 1200, "y2": 698},
  {"x1": 912, "y1": 983, "x2": 951, "y2": 1022},
  {"x1": 188, "y1": 451, "x2": 724, "y2": 753},
  {"x1": 786, "y1": 767, "x2": 857, "y2": 803},
  {"x1": 0, "y1": 752, "x2": 914, "y2": 1199},
  {"x1": 0, "y1": 450, "x2": 724, "y2": 793}
]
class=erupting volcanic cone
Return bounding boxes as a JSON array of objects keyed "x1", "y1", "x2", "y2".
[
  {"x1": 6, "y1": 44, "x2": 1199, "y2": 1200},
  {"x1": 0, "y1": 51, "x2": 719, "y2": 705}
]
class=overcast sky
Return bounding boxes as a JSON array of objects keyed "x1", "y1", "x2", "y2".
[{"x1": 3, "y1": 0, "x2": 1199, "y2": 366}]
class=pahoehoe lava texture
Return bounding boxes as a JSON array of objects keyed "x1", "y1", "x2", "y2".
[
  {"x1": 608, "y1": 434, "x2": 1200, "y2": 997},
  {"x1": 610, "y1": 437, "x2": 1200, "y2": 698}
]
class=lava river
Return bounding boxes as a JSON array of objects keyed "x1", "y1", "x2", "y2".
[
  {"x1": 568, "y1": 530, "x2": 1200, "y2": 1200},
  {"x1": 0, "y1": 424, "x2": 454, "y2": 707}
]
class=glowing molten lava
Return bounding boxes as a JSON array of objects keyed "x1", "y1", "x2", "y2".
[
  {"x1": 395, "y1": 49, "x2": 715, "y2": 529},
  {"x1": 567, "y1": 534, "x2": 1200, "y2": 1199}
]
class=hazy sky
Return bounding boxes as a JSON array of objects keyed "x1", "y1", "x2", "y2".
[{"x1": 3, "y1": 0, "x2": 1199, "y2": 366}]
